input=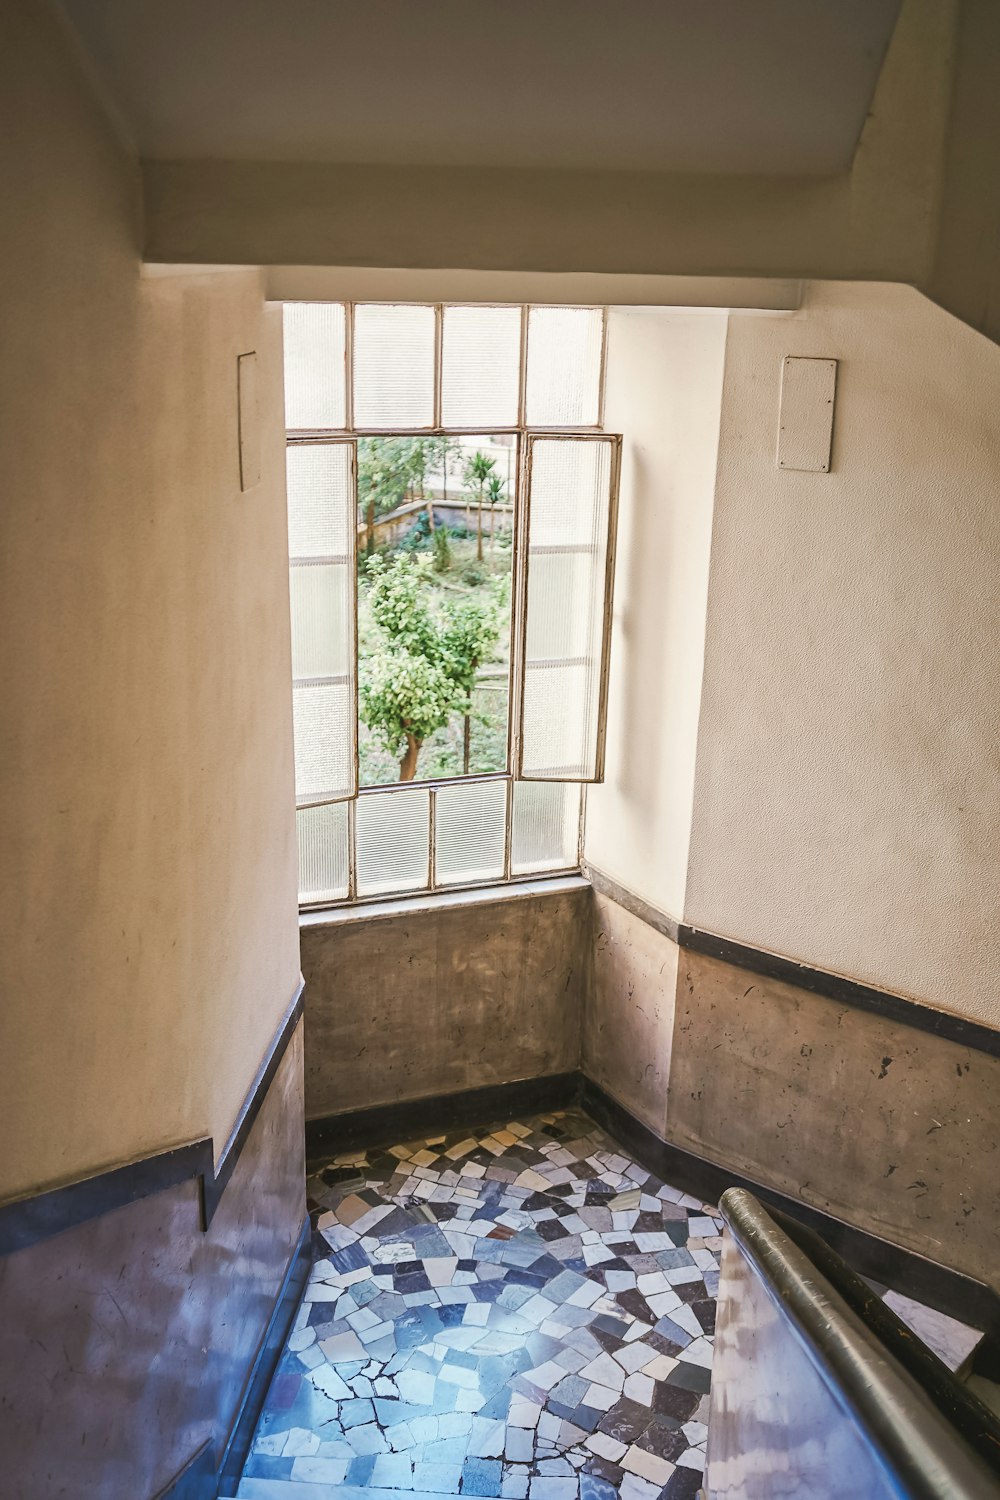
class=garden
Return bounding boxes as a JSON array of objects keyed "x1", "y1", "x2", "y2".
[{"x1": 356, "y1": 436, "x2": 515, "y2": 786}]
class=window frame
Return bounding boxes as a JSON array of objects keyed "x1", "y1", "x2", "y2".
[{"x1": 286, "y1": 301, "x2": 612, "y2": 911}]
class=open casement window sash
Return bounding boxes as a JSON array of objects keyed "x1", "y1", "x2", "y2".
[
  {"x1": 287, "y1": 437, "x2": 358, "y2": 809},
  {"x1": 515, "y1": 433, "x2": 621, "y2": 783}
]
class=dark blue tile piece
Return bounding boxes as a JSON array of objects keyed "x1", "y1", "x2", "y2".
[
  {"x1": 346, "y1": 1454, "x2": 378, "y2": 1485},
  {"x1": 332, "y1": 1241, "x2": 370, "y2": 1272},
  {"x1": 462, "y1": 1458, "x2": 503, "y2": 1494},
  {"x1": 437, "y1": 1302, "x2": 467, "y2": 1327},
  {"x1": 478, "y1": 1386, "x2": 513, "y2": 1421},
  {"x1": 580, "y1": 1474, "x2": 619, "y2": 1500},
  {"x1": 243, "y1": 1454, "x2": 294, "y2": 1480},
  {"x1": 569, "y1": 1404, "x2": 604, "y2": 1433},
  {"x1": 655, "y1": 1315, "x2": 696, "y2": 1348}
]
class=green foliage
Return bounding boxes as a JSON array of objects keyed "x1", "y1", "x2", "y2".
[
  {"x1": 357, "y1": 437, "x2": 418, "y2": 517},
  {"x1": 486, "y1": 474, "x2": 505, "y2": 507},
  {"x1": 359, "y1": 553, "x2": 504, "y2": 778},
  {"x1": 358, "y1": 436, "x2": 460, "y2": 518},
  {"x1": 432, "y1": 525, "x2": 453, "y2": 573},
  {"x1": 399, "y1": 511, "x2": 432, "y2": 552},
  {"x1": 463, "y1": 451, "x2": 496, "y2": 490}
]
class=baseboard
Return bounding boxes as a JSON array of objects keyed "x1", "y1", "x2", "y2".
[
  {"x1": 305, "y1": 1071, "x2": 579, "y2": 1164},
  {"x1": 304, "y1": 1066, "x2": 999, "y2": 1341},
  {"x1": 153, "y1": 1441, "x2": 215, "y2": 1500},
  {"x1": 216, "y1": 1217, "x2": 312, "y2": 1498},
  {"x1": 579, "y1": 1075, "x2": 1000, "y2": 1342}
]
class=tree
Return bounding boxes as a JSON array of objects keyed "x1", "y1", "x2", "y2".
[
  {"x1": 463, "y1": 450, "x2": 496, "y2": 563},
  {"x1": 359, "y1": 554, "x2": 503, "y2": 781},
  {"x1": 357, "y1": 437, "x2": 416, "y2": 556},
  {"x1": 485, "y1": 473, "x2": 505, "y2": 556}
]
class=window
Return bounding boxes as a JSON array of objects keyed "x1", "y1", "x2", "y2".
[{"x1": 284, "y1": 303, "x2": 620, "y2": 906}]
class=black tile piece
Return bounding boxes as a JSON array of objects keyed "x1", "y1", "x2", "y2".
[
  {"x1": 637, "y1": 1416, "x2": 689, "y2": 1463},
  {"x1": 614, "y1": 1289, "x2": 656, "y2": 1323},
  {"x1": 582, "y1": 1459, "x2": 624, "y2": 1488},
  {"x1": 651, "y1": 1383, "x2": 701, "y2": 1423},
  {"x1": 666, "y1": 1361, "x2": 712, "y2": 1394},
  {"x1": 536, "y1": 1219, "x2": 570, "y2": 1241},
  {"x1": 596, "y1": 1397, "x2": 653, "y2": 1445},
  {"x1": 664, "y1": 1468, "x2": 704, "y2": 1499},
  {"x1": 592, "y1": 1313, "x2": 630, "y2": 1339},
  {"x1": 692, "y1": 1298, "x2": 716, "y2": 1334}
]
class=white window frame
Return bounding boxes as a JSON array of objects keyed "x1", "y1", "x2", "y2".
[{"x1": 287, "y1": 302, "x2": 616, "y2": 910}]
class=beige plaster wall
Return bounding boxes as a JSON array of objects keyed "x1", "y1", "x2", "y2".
[
  {"x1": 584, "y1": 308, "x2": 728, "y2": 917},
  {"x1": 0, "y1": 0, "x2": 300, "y2": 1197},
  {"x1": 686, "y1": 281, "x2": 1000, "y2": 1026}
]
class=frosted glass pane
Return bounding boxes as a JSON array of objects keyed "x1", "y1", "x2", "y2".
[
  {"x1": 286, "y1": 442, "x2": 353, "y2": 558},
  {"x1": 521, "y1": 438, "x2": 615, "y2": 780},
  {"x1": 283, "y1": 303, "x2": 347, "y2": 430},
  {"x1": 524, "y1": 551, "x2": 594, "y2": 660},
  {"x1": 435, "y1": 780, "x2": 507, "y2": 887},
  {"x1": 297, "y1": 802, "x2": 349, "y2": 903},
  {"x1": 525, "y1": 307, "x2": 603, "y2": 426},
  {"x1": 511, "y1": 782, "x2": 580, "y2": 874},
  {"x1": 292, "y1": 682, "x2": 353, "y2": 805},
  {"x1": 289, "y1": 562, "x2": 352, "y2": 681},
  {"x1": 354, "y1": 304, "x2": 435, "y2": 429},
  {"x1": 441, "y1": 306, "x2": 521, "y2": 428},
  {"x1": 356, "y1": 788, "x2": 430, "y2": 896}
]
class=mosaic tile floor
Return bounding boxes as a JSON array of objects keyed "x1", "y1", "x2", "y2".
[{"x1": 238, "y1": 1109, "x2": 722, "y2": 1500}]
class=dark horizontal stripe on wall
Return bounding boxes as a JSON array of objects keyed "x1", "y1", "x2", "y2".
[
  {"x1": 579, "y1": 1075, "x2": 1000, "y2": 1343},
  {"x1": 305, "y1": 1071, "x2": 579, "y2": 1165},
  {"x1": 0, "y1": 1139, "x2": 211, "y2": 1258},
  {"x1": 586, "y1": 865, "x2": 1000, "y2": 1060},
  {"x1": 203, "y1": 978, "x2": 306, "y2": 1223},
  {"x1": 0, "y1": 977, "x2": 305, "y2": 1256}
]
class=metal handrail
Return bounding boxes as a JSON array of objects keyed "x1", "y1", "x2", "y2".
[{"x1": 714, "y1": 1188, "x2": 1000, "y2": 1500}]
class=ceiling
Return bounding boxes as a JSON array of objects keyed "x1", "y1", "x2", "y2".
[{"x1": 58, "y1": 0, "x2": 901, "y2": 177}]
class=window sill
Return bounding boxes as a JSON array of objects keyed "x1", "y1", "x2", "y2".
[{"x1": 298, "y1": 872, "x2": 590, "y2": 929}]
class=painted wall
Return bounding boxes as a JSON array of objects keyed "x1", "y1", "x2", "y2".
[
  {"x1": 0, "y1": 1025, "x2": 306, "y2": 1498},
  {"x1": 584, "y1": 893, "x2": 1000, "y2": 1292},
  {"x1": 686, "y1": 282, "x2": 1000, "y2": 1027},
  {"x1": 584, "y1": 308, "x2": 728, "y2": 918},
  {"x1": 300, "y1": 886, "x2": 590, "y2": 1121},
  {"x1": 0, "y1": 0, "x2": 300, "y2": 1198}
]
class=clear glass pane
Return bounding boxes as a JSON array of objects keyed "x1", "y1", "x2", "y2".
[
  {"x1": 521, "y1": 439, "x2": 615, "y2": 780},
  {"x1": 283, "y1": 303, "x2": 347, "y2": 430},
  {"x1": 353, "y1": 304, "x2": 435, "y2": 429},
  {"x1": 357, "y1": 435, "x2": 514, "y2": 787},
  {"x1": 441, "y1": 306, "x2": 522, "y2": 428},
  {"x1": 286, "y1": 442, "x2": 353, "y2": 559},
  {"x1": 525, "y1": 307, "x2": 603, "y2": 426},
  {"x1": 511, "y1": 781, "x2": 580, "y2": 874},
  {"x1": 356, "y1": 788, "x2": 430, "y2": 897},
  {"x1": 289, "y1": 562, "x2": 352, "y2": 682},
  {"x1": 297, "y1": 802, "x2": 349, "y2": 903},
  {"x1": 435, "y1": 780, "x2": 507, "y2": 887},
  {"x1": 292, "y1": 682, "x2": 353, "y2": 806}
]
